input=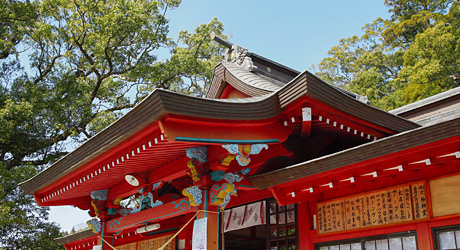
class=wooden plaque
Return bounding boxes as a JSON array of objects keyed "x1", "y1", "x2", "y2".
[
  {"x1": 317, "y1": 182, "x2": 427, "y2": 234},
  {"x1": 431, "y1": 174, "x2": 460, "y2": 217}
]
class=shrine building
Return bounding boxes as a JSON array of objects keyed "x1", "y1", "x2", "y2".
[{"x1": 21, "y1": 34, "x2": 460, "y2": 250}]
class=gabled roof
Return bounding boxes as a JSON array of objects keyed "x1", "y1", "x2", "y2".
[
  {"x1": 55, "y1": 229, "x2": 97, "y2": 245},
  {"x1": 390, "y1": 86, "x2": 460, "y2": 126},
  {"x1": 20, "y1": 39, "x2": 419, "y2": 207},
  {"x1": 20, "y1": 90, "x2": 284, "y2": 196}
]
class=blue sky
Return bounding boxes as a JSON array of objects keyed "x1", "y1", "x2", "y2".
[{"x1": 49, "y1": 0, "x2": 392, "y2": 232}]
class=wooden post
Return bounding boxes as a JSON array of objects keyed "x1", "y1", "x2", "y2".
[
  {"x1": 207, "y1": 209, "x2": 219, "y2": 250},
  {"x1": 297, "y1": 201, "x2": 314, "y2": 250},
  {"x1": 99, "y1": 221, "x2": 114, "y2": 250},
  {"x1": 183, "y1": 213, "x2": 195, "y2": 250},
  {"x1": 416, "y1": 222, "x2": 433, "y2": 250}
]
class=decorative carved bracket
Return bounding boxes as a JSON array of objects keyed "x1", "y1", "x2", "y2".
[
  {"x1": 90, "y1": 189, "x2": 108, "y2": 217},
  {"x1": 222, "y1": 144, "x2": 268, "y2": 166},
  {"x1": 132, "y1": 182, "x2": 165, "y2": 213},
  {"x1": 210, "y1": 183, "x2": 236, "y2": 207},
  {"x1": 182, "y1": 186, "x2": 203, "y2": 206},
  {"x1": 186, "y1": 146, "x2": 207, "y2": 163},
  {"x1": 87, "y1": 218, "x2": 101, "y2": 233}
]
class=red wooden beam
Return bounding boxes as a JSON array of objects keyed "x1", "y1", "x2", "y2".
[
  {"x1": 159, "y1": 115, "x2": 292, "y2": 144},
  {"x1": 105, "y1": 198, "x2": 195, "y2": 234}
]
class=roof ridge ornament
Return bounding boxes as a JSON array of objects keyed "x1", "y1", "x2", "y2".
[{"x1": 210, "y1": 32, "x2": 257, "y2": 72}]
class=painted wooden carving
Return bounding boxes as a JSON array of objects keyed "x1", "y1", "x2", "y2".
[
  {"x1": 220, "y1": 189, "x2": 237, "y2": 208},
  {"x1": 220, "y1": 154, "x2": 236, "y2": 166},
  {"x1": 239, "y1": 168, "x2": 251, "y2": 175},
  {"x1": 186, "y1": 159, "x2": 207, "y2": 181},
  {"x1": 186, "y1": 146, "x2": 207, "y2": 163},
  {"x1": 87, "y1": 218, "x2": 101, "y2": 233},
  {"x1": 91, "y1": 200, "x2": 105, "y2": 216},
  {"x1": 132, "y1": 182, "x2": 165, "y2": 213},
  {"x1": 89, "y1": 189, "x2": 108, "y2": 216},
  {"x1": 224, "y1": 172, "x2": 243, "y2": 184},
  {"x1": 222, "y1": 144, "x2": 268, "y2": 166},
  {"x1": 182, "y1": 186, "x2": 203, "y2": 206},
  {"x1": 210, "y1": 183, "x2": 235, "y2": 206},
  {"x1": 91, "y1": 189, "x2": 108, "y2": 200}
]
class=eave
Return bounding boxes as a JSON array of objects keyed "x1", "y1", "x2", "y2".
[
  {"x1": 248, "y1": 116, "x2": 460, "y2": 204},
  {"x1": 20, "y1": 91, "x2": 291, "y2": 206},
  {"x1": 20, "y1": 64, "x2": 419, "y2": 207},
  {"x1": 55, "y1": 229, "x2": 97, "y2": 245}
]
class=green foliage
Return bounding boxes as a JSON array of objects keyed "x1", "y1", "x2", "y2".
[
  {"x1": 0, "y1": 0, "x2": 227, "y2": 248},
  {"x1": 315, "y1": 19, "x2": 405, "y2": 110},
  {"x1": 0, "y1": 0, "x2": 37, "y2": 59},
  {"x1": 138, "y1": 17, "x2": 227, "y2": 97},
  {"x1": 0, "y1": 163, "x2": 64, "y2": 249},
  {"x1": 399, "y1": 3, "x2": 460, "y2": 103},
  {"x1": 315, "y1": 0, "x2": 459, "y2": 110}
]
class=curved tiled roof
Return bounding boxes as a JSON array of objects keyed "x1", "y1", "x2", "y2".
[
  {"x1": 20, "y1": 65, "x2": 419, "y2": 195},
  {"x1": 207, "y1": 63, "x2": 280, "y2": 98}
]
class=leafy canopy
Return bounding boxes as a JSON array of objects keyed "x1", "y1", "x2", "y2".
[
  {"x1": 0, "y1": 0, "x2": 227, "y2": 248},
  {"x1": 314, "y1": 0, "x2": 459, "y2": 110}
]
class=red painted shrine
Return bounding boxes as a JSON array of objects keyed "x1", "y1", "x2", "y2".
[{"x1": 21, "y1": 35, "x2": 460, "y2": 250}]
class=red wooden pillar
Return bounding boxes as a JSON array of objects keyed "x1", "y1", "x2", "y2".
[
  {"x1": 100, "y1": 221, "x2": 112, "y2": 250},
  {"x1": 195, "y1": 189, "x2": 219, "y2": 250},
  {"x1": 206, "y1": 209, "x2": 219, "y2": 250},
  {"x1": 298, "y1": 201, "x2": 315, "y2": 250},
  {"x1": 416, "y1": 222, "x2": 433, "y2": 250},
  {"x1": 182, "y1": 213, "x2": 196, "y2": 250}
]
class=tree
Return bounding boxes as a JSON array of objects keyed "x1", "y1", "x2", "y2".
[
  {"x1": 0, "y1": 0, "x2": 37, "y2": 59},
  {"x1": 398, "y1": 2, "x2": 460, "y2": 103},
  {"x1": 314, "y1": 0, "x2": 458, "y2": 110},
  {"x1": 0, "y1": 0, "x2": 227, "y2": 248},
  {"x1": 314, "y1": 18, "x2": 406, "y2": 110},
  {"x1": 0, "y1": 163, "x2": 64, "y2": 249},
  {"x1": 383, "y1": 0, "x2": 453, "y2": 46}
]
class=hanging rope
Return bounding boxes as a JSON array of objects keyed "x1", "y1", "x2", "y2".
[
  {"x1": 96, "y1": 209, "x2": 221, "y2": 250},
  {"x1": 97, "y1": 235, "x2": 117, "y2": 250}
]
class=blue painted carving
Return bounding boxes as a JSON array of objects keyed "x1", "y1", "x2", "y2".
[
  {"x1": 131, "y1": 182, "x2": 165, "y2": 214},
  {"x1": 152, "y1": 181, "x2": 162, "y2": 191},
  {"x1": 182, "y1": 186, "x2": 203, "y2": 206},
  {"x1": 222, "y1": 144, "x2": 238, "y2": 154},
  {"x1": 210, "y1": 183, "x2": 234, "y2": 206},
  {"x1": 91, "y1": 189, "x2": 108, "y2": 200},
  {"x1": 224, "y1": 172, "x2": 243, "y2": 184},
  {"x1": 239, "y1": 168, "x2": 251, "y2": 175},
  {"x1": 220, "y1": 189, "x2": 237, "y2": 209},
  {"x1": 250, "y1": 144, "x2": 268, "y2": 154},
  {"x1": 87, "y1": 218, "x2": 102, "y2": 233},
  {"x1": 107, "y1": 217, "x2": 123, "y2": 231},
  {"x1": 118, "y1": 208, "x2": 131, "y2": 216},
  {"x1": 222, "y1": 144, "x2": 268, "y2": 166},
  {"x1": 186, "y1": 146, "x2": 207, "y2": 163},
  {"x1": 132, "y1": 192, "x2": 159, "y2": 213},
  {"x1": 172, "y1": 200, "x2": 192, "y2": 211},
  {"x1": 152, "y1": 200, "x2": 163, "y2": 208}
]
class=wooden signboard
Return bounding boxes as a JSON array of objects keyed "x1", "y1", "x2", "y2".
[
  {"x1": 317, "y1": 182, "x2": 428, "y2": 234},
  {"x1": 430, "y1": 173, "x2": 460, "y2": 217},
  {"x1": 138, "y1": 234, "x2": 175, "y2": 250},
  {"x1": 116, "y1": 243, "x2": 137, "y2": 250},
  {"x1": 116, "y1": 234, "x2": 176, "y2": 250}
]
